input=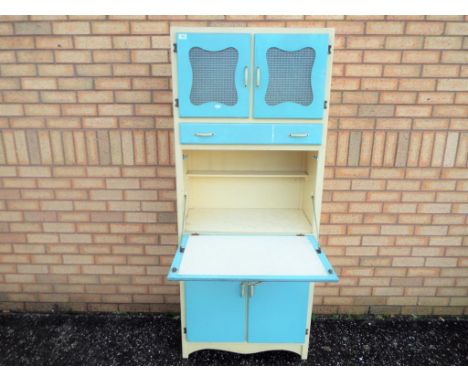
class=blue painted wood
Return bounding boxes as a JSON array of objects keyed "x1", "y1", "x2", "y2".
[
  {"x1": 167, "y1": 235, "x2": 339, "y2": 283},
  {"x1": 184, "y1": 281, "x2": 246, "y2": 342},
  {"x1": 176, "y1": 33, "x2": 251, "y2": 118},
  {"x1": 253, "y1": 34, "x2": 329, "y2": 119},
  {"x1": 179, "y1": 123, "x2": 323, "y2": 145},
  {"x1": 247, "y1": 282, "x2": 310, "y2": 343}
]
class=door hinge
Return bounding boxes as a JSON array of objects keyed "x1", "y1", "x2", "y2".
[
  {"x1": 305, "y1": 328, "x2": 309, "y2": 335},
  {"x1": 324, "y1": 100, "x2": 328, "y2": 109},
  {"x1": 175, "y1": 98, "x2": 179, "y2": 108},
  {"x1": 180, "y1": 247, "x2": 185, "y2": 253},
  {"x1": 183, "y1": 327, "x2": 187, "y2": 334},
  {"x1": 173, "y1": 43, "x2": 177, "y2": 53},
  {"x1": 328, "y1": 45, "x2": 332, "y2": 55}
]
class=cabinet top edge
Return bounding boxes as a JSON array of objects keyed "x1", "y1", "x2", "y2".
[{"x1": 170, "y1": 26, "x2": 335, "y2": 37}]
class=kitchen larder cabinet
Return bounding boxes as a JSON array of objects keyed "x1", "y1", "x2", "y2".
[{"x1": 168, "y1": 27, "x2": 337, "y2": 360}]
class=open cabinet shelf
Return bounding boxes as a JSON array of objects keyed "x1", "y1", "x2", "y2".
[
  {"x1": 186, "y1": 170, "x2": 309, "y2": 178},
  {"x1": 184, "y1": 208, "x2": 314, "y2": 234}
]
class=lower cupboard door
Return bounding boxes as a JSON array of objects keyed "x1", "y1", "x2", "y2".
[
  {"x1": 184, "y1": 281, "x2": 246, "y2": 342},
  {"x1": 247, "y1": 282, "x2": 310, "y2": 343}
]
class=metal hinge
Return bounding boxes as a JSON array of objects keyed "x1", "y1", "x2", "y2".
[
  {"x1": 328, "y1": 45, "x2": 332, "y2": 55},
  {"x1": 180, "y1": 247, "x2": 185, "y2": 253},
  {"x1": 175, "y1": 98, "x2": 179, "y2": 108},
  {"x1": 173, "y1": 43, "x2": 177, "y2": 53},
  {"x1": 305, "y1": 328, "x2": 309, "y2": 335},
  {"x1": 324, "y1": 100, "x2": 328, "y2": 109},
  {"x1": 183, "y1": 327, "x2": 187, "y2": 334},
  {"x1": 316, "y1": 247, "x2": 322, "y2": 254}
]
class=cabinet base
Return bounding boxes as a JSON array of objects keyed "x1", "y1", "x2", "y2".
[{"x1": 182, "y1": 341, "x2": 309, "y2": 360}]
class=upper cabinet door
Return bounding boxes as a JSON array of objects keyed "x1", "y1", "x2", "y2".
[
  {"x1": 253, "y1": 34, "x2": 329, "y2": 119},
  {"x1": 176, "y1": 33, "x2": 251, "y2": 118}
]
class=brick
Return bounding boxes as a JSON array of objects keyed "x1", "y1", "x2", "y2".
[
  {"x1": 93, "y1": 50, "x2": 130, "y2": 63},
  {"x1": 16, "y1": 50, "x2": 53, "y2": 63},
  {"x1": 384, "y1": 64, "x2": 421, "y2": 77},
  {"x1": 36, "y1": 36, "x2": 73, "y2": 49},
  {"x1": 76, "y1": 64, "x2": 112, "y2": 76},
  {"x1": 362, "y1": 78, "x2": 398, "y2": 91},
  {"x1": 131, "y1": 22, "x2": 168, "y2": 34},
  {"x1": 406, "y1": 22, "x2": 445, "y2": 35},
  {"x1": 21, "y1": 78, "x2": 57, "y2": 90},
  {"x1": 15, "y1": 21, "x2": 51, "y2": 35},
  {"x1": 441, "y1": 51, "x2": 468, "y2": 64},
  {"x1": 53, "y1": 22, "x2": 90, "y2": 34},
  {"x1": 55, "y1": 50, "x2": 92, "y2": 63},
  {"x1": 424, "y1": 36, "x2": 462, "y2": 49},
  {"x1": 367, "y1": 22, "x2": 404, "y2": 34},
  {"x1": 113, "y1": 36, "x2": 150, "y2": 49},
  {"x1": 437, "y1": 79, "x2": 468, "y2": 92},
  {"x1": 113, "y1": 64, "x2": 150, "y2": 76},
  {"x1": 131, "y1": 50, "x2": 168, "y2": 63},
  {"x1": 0, "y1": 36, "x2": 34, "y2": 49},
  {"x1": 75, "y1": 36, "x2": 112, "y2": 49},
  {"x1": 1, "y1": 64, "x2": 37, "y2": 76},
  {"x1": 92, "y1": 21, "x2": 129, "y2": 34},
  {"x1": 345, "y1": 64, "x2": 382, "y2": 77},
  {"x1": 347, "y1": 36, "x2": 385, "y2": 49},
  {"x1": 386, "y1": 36, "x2": 423, "y2": 49}
]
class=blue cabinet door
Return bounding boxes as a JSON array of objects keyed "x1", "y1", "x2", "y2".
[
  {"x1": 185, "y1": 281, "x2": 246, "y2": 342},
  {"x1": 247, "y1": 282, "x2": 310, "y2": 343},
  {"x1": 176, "y1": 33, "x2": 251, "y2": 118},
  {"x1": 253, "y1": 34, "x2": 329, "y2": 119}
]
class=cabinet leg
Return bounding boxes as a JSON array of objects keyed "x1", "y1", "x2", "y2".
[{"x1": 300, "y1": 345, "x2": 309, "y2": 360}]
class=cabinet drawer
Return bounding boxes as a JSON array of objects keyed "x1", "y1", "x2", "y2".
[{"x1": 180, "y1": 123, "x2": 323, "y2": 145}]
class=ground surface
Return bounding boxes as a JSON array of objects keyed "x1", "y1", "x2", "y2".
[{"x1": 0, "y1": 312, "x2": 466, "y2": 365}]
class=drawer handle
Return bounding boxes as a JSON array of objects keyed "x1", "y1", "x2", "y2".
[
  {"x1": 289, "y1": 133, "x2": 309, "y2": 138},
  {"x1": 244, "y1": 66, "x2": 249, "y2": 87},
  {"x1": 256, "y1": 67, "x2": 260, "y2": 88},
  {"x1": 194, "y1": 132, "x2": 215, "y2": 137}
]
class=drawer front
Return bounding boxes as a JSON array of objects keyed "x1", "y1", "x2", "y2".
[{"x1": 180, "y1": 123, "x2": 323, "y2": 145}]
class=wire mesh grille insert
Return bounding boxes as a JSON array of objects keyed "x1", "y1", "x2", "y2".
[
  {"x1": 265, "y1": 47, "x2": 315, "y2": 106},
  {"x1": 189, "y1": 47, "x2": 239, "y2": 106}
]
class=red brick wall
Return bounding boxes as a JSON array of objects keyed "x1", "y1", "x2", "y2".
[{"x1": 0, "y1": 15, "x2": 467, "y2": 315}]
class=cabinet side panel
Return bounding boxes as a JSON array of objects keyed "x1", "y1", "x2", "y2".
[{"x1": 185, "y1": 281, "x2": 246, "y2": 342}]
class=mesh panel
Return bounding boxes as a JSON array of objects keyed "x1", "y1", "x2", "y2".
[
  {"x1": 189, "y1": 47, "x2": 238, "y2": 106},
  {"x1": 265, "y1": 47, "x2": 315, "y2": 106}
]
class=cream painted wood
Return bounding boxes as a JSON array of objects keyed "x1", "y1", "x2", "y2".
[
  {"x1": 186, "y1": 170, "x2": 309, "y2": 178},
  {"x1": 184, "y1": 208, "x2": 313, "y2": 234},
  {"x1": 171, "y1": 27, "x2": 334, "y2": 360}
]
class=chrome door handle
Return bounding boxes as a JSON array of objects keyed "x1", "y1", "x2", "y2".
[
  {"x1": 193, "y1": 132, "x2": 215, "y2": 137},
  {"x1": 256, "y1": 67, "x2": 260, "y2": 87},
  {"x1": 289, "y1": 133, "x2": 309, "y2": 138},
  {"x1": 249, "y1": 285, "x2": 254, "y2": 298},
  {"x1": 240, "y1": 283, "x2": 245, "y2": 297},
  {"x1": 244, "y1": 66, "x2": 249, "y2": 87}
]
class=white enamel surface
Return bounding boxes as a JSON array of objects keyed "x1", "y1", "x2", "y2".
[{"x1": 178, "y1": 235, "x2": 327, "y2": 277}]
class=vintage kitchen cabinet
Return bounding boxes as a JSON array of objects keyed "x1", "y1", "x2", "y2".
[{"x1": 167, "y1": 27, "x2": 338, "y2": 360}]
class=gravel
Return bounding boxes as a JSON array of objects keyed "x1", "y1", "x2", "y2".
[{"x1": 0, "y1": 312, "x2": 466, "y2": 365}]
